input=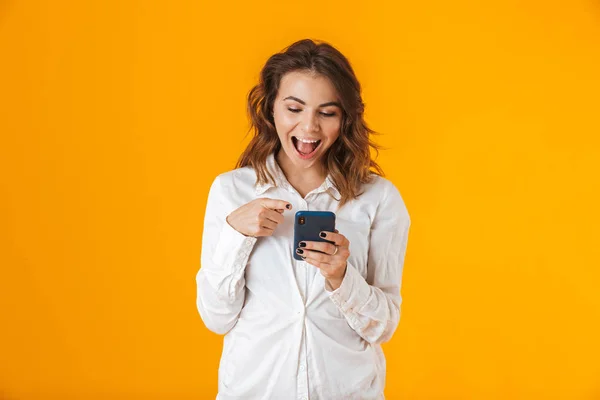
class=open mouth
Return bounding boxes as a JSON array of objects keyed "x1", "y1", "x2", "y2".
[{"x1": 292, "y1": 136, "x2": 322, "y2": 159}]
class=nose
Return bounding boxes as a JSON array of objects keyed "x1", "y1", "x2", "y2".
[{"x1": 301, "y1": 112, "x2": 319, "y2": 133}]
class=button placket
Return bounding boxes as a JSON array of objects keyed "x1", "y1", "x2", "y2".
[
  {"x1": 287, "y1": 184, "x2": 312, "y2": 399},
  {"x1": 297, "y1": 329, "x2": 309, "y2": 400}
]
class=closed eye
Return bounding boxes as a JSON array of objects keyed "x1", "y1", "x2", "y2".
[{"x1": 287, "y1": 108, "x2": 336, "y2": 117}]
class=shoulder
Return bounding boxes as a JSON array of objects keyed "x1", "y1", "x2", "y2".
[
  {"x1": 361, "y1": 174, "x2": 402, "y2": 200},
  {"x1": 211, "y1": 165, "x2": 256, "y2": 189},
  {"x1": 362, "y1": 174, "x2": 410, "y2": 222},
  {"x1": 208, "y1": 165, "x2": 258, "y2": 206}
]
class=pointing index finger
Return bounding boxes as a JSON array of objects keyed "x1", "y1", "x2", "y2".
[{"x1": 261, "y1": 198, "x2": 292, "y2": 211}]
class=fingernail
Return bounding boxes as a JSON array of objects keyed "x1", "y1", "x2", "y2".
[
  {"x1": 286, "y1": 204, "x2": 292, "y2": 209},
  {"x1": 299, "y1": 241, "x2": 306, "y2": 248},
  {"x1": 296, "y1": 248, "x2": 304, "y2": 254},
  {"x1": 320, "y1": 232, "x2": 326, "y2": 238}
]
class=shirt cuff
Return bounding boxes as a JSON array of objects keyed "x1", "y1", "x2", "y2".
[
  {"x1": 211, "y1": 217, "x2": 258, "y2": 278},
  {"x1": 326, "y1": 261, "x2": 371, "y2": 315}
]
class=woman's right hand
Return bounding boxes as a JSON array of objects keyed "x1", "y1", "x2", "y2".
[{"x1": 226, "y1": 198, "x2": 292, "y2": 237}]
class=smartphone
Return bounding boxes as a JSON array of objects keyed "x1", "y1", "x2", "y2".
[{"x1": 293, "y1": 211, "x2": 336, "y2": 261}]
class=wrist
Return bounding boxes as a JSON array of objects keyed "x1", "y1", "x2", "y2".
[
  {"x1": 326, "y1": 264, "x2": 347, "y2": 290},
  {"x1": 327, "y1": 278, "x2": 343, "y2": 291}
]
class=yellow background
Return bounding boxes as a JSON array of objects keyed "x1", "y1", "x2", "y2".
[{"x1": 1, "y1": 1, "x2": 599, "y2": 399}]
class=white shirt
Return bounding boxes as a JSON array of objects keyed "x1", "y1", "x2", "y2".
[{"x1": 196, "y1": 152, "x2": 411, "y2": 400}]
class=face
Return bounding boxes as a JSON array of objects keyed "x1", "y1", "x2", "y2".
[{"x1": 272, "y1": 70, "x2": 342, "y2": 169}]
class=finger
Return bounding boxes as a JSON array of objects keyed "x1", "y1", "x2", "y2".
[
  {"x1": 303, "y1": 242, "x2": 349, "y2": 260},
  {"x1": 296, "y1": 248, "x2": 330, "y2": 263},
  {"x1": 298, "y1": 240, "x2": 337, "y2": 255},
  {"x1": 260, "y1": 218, "x2": 277, "y2": 231},
  {"x1": 301, "y1": 255, "x2": 332, "y2": 270},
  {"x1": 261, "y1": 198, "x2": 292, "y2": 211},
  {"x1": 262, "y1": 208, "x2": 284, "y2": 224},
  {"x1": 318, "y1": 230, "x2": 348, "y2": 247}
]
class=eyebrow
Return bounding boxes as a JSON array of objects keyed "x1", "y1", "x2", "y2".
[{"x1": 283, "y1": 96, "x2": 341, "y2": 108}]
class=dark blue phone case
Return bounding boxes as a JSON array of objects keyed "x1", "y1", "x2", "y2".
[{"x1": 293, "y1": 211, "x2": 336, "y2": 261}]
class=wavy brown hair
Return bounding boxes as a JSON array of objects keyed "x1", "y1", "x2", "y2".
[{"x1": 236, "y1": 38, "x2": 385, "y2": 207}]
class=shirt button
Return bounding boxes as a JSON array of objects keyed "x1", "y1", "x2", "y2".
[{"x1": 299, "y1": 364, "x2": 306, "y2": 372}]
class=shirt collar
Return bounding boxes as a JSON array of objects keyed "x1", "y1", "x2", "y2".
[{"x1": 254, "y1": 152, "x2": 341, "y2": 199}]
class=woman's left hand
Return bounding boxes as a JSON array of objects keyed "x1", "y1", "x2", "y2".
[{"x1": 296, "y1": 229, "x2": 350, "y2": 290}]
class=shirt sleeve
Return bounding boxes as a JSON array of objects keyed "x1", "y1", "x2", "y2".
[
  {"x1": 325, "y1": 178, "x2": 411, "y2": 344},
  {"x1": 195, "y1": 174, "x2": 258, "y2": 335}
]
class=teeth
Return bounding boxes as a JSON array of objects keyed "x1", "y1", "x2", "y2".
[{"x1": 296, "y1": 137, "x2": 319, "y2": 143}]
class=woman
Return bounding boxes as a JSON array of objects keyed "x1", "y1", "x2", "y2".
[{"x1": 196, "y1": 38, "x2": 411, "y2": 400}]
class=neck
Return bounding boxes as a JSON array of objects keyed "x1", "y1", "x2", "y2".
[{"x1": 275, "y1": 149, "x2": 327, "y2": 196}]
